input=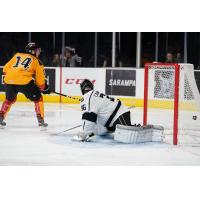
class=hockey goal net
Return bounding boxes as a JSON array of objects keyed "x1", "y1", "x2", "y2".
[{"x1": 143, "y1": 63, "x2": 200, "y2": 145}]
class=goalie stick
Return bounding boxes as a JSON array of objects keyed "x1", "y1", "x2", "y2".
[{"x1": 50, "y1": 125, "x2": 82, "y2": 136}]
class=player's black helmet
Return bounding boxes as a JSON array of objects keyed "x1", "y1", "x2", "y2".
[
  {"x1": 80, "y1": 79, "x2": 94, "y2": 95},
  {"x1": 25, "y1": 42, "x2": 41, "y2": 54}
]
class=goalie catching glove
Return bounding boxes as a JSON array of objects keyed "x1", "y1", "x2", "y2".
[{"x1": 73, "y1": 132, "x2": 95, "y2": 142}]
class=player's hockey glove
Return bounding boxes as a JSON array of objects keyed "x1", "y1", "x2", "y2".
[
  {"x1": 42, "y1": 83, "x2": 51, "y2": 94},
  {"x1": 73, "y1": 132, "x2": 95, "y2": 142}
]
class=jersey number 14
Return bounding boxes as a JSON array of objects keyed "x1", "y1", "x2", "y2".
[{"x1": 13, "y1": 56, "x2": 32, "y2": 69}]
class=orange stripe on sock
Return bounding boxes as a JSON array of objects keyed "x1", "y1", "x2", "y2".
[
  {"x1": 0, "y1": 98, "x2": 16, "y2": 118},
  {"x1": 34, "y1": 97, "x2": 44, "y2": 118}
]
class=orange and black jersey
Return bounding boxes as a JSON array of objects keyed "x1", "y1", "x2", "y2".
[{"x1": 3, "y1": 53, "x2": 46, "y2": 89}]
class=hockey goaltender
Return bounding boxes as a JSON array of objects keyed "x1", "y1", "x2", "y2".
[{"x1": 73, "y1": 79, "x2": 164, "y2": 144}]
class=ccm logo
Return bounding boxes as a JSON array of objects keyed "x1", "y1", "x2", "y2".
[{"x1": 65, "y1": 79, "x2": 96, "y2": 84}]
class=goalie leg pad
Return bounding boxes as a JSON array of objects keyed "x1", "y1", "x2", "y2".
[
  {"x1": 151, "y1": 125, "x2": 164, "y2": 142},
  {"x1": 114, "y1": 124, "x2": 164, "y2": 144}
]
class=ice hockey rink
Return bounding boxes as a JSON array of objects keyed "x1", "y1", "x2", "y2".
[{"x1": 0, "y1": 102, "x2": 200, "y2": 166}]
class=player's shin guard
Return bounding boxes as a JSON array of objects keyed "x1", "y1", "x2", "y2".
[
  {"x1": 34, "y1": 97, "x2": 48, "y2": 127},
  {"x1": 0, "y1": 98, "x2": 16, "y2": 127}
]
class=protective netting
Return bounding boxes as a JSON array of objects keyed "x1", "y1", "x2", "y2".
[
  {"x1": 154, "y1": 69, "x2": 175, "y2": 99},
  {"x1": 145, "y1": 63, "x2": 200, "y2": 145}
]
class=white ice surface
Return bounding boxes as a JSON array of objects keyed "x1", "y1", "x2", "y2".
[{"x1": 0, "y1": 102, "x2": 200, "y2": 165}]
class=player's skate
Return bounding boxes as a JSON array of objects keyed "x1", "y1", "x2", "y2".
[
  {"x1": 37, "y1": 115, "x2": 48, "y2": 131},
  {"x1": 0, "y1": 113, "x2": 6, "y2": 129}
]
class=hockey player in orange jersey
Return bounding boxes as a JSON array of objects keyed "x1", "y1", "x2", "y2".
[{"x1": 0, "y1": 42, "x2": 50, "y2": 128}]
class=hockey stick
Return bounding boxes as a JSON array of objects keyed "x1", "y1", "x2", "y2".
[
  {"x1": 128, "y1": 105, "x2": 135, "y2": 109},
  {"x1": 53, "y1": 91, "x2": 136, "y2": 106},
  {"x1": 53, "y1": 91, "x2": 81, "y2": 101},
  {"x1": 51, "y1": 124, "x2": 82, "y2": 135},
  {"x1": 53, "y1": 91, "x2": 135, "y2": 108}
]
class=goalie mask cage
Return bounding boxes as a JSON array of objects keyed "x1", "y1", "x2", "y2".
[{"x1": 143, "y1": 63, "x2": 200, "y2": 145}]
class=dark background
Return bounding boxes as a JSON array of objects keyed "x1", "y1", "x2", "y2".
[
  {"x1": 1, "y1": 32, "x2": 200, "y2": 69},
  {"x1": 195, "y1": 71, "x2": 200, "y2": 92}
]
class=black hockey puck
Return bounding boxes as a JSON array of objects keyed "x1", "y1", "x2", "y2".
[{"x1": 193, "y1": 115, "x2": 197, "y2": 120}]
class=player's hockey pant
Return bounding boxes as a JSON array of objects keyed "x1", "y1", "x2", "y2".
[{"x1": 0, "y1": 98, "x2": 16, "y2": 119}]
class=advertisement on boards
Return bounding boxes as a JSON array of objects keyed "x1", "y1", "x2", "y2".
[
  {"x1": 61, "y1": 68, "x2": 106, "y2": 96},
  {"x1": 106, "y1": 69, "x2": 136, "y2": 96}
]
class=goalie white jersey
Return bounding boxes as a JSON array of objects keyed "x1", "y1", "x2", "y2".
[{"x1": 80, "y1": 90, "x2": 129, "y2": 134}]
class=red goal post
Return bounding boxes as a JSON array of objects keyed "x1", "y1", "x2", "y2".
[{"x1": 143, "y1": 63, "x2": 180, "y2": 145}]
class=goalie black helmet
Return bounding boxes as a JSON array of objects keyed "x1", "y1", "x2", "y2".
[
  {"x1": 25, "y1": 42, "x2": 41, "y2": 54},
  {"x1": 80, "y1": 79, "x2": 94, "y2": 95}
]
